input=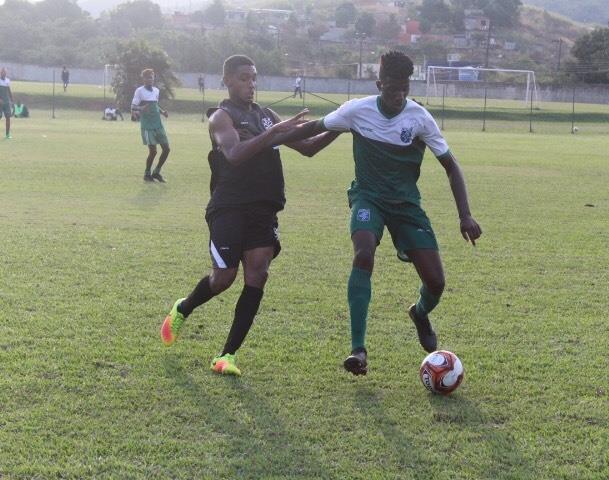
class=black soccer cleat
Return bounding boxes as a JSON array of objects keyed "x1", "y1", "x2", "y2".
[
  {"x1": 144, "y1": 173, "x2": 154, "y2": 182},
  {"x1": 408, "y1": 304, "x2": 438, "y2": 353},
  {"x1": 344, "y1": 347, "x2": 368, "y2": 376},
  {"x1": 152, "y1": 172, "x2": 166, "y2": 183}
]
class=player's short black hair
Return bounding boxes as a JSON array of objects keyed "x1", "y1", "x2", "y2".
[
  {"x1": 223, "y1": 55, "x2": 255, "y2": 76},
  {"x1": 379, "y1": 51, "x2": 414, "y2": 81}
]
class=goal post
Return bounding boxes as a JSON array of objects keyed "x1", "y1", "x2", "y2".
[
  {"x1": 425, "y1": 66, "x2": 540, "y2": 107},
  {"x1": 103, "y1": 64, "x2": 118, "y2": 100}
]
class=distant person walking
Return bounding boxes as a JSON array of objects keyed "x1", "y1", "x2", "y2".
[
  {"x1": 292, "y1": 75, "x2": 302, "y2": 98},
  {"x1": 0, "y1": 68, "x2": 14, "y2": 139},
  {"x1": 198, "y1": 74, "x2": 205, "y2": 94},
  {"x1": 61, "y1": 66, "x2": 70, "y2": 92}
]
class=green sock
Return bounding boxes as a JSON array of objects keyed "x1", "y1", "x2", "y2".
[
  {"x1": 415, "y1": 285, "x2": 441, "y2": 317},
  {"x1": 348, "y1": 267, "x2": 372, "y2": 351}
]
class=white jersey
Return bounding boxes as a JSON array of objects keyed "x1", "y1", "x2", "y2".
[
  {"x1": 323, "y1": 95, "x2": 449, "y2": 157},
  {"x1": 131, "y1": 85, "x2": 160, "y2": 106},
  {"x1": 322, "y1": 95, "x2": 450, "y2": 204}
]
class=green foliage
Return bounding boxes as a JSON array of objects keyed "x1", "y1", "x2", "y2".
[
  {"x1": 419, "y1": 0, "x2": 453, "y2": 33},
  {"x1": 335, "y1": 2, "x2": 358, "y2": 27},
  {"x1": 109, "y1": 0, "x2": 164, "y2": 32},
  {"x1": 419, "y1": 0, "x2": 522, "y2": 31},
  {"x1": 376, "y1": 13, "x2": 402, "y2": 42},
  {"x1": 204, "y1": 0, "x2": 226, "y2": 26},
  {"x1": 571, "y1": 28, "x2": 609, "y2": 83},
  {"x1": 108, "y1": 39, "x2": 179, "y2": 110},
  {"x1": 355, "y1": 12, "x2": 375, "y2": 36},
  {"x1": 473, "y1": 0, "x2": 522, "y2": 28},
  {"x1": 525, "y1": 0, "x2": 609, "y2": 24}
]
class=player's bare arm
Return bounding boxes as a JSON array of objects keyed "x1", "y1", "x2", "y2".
[
  {"x1": 268, "y1": 110, "x2": 341, "y2": 157},
  {"x1": 269, "y1": 118, "x2": 330, "y2": 148},
  {"x1": 438, "y1": 152, "x2": 482, "y2": 245},
  {"x1": 209, "y1": 108, "x2": 308, "y2": 165}
]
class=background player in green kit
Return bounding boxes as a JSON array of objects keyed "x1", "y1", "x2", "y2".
[
  {"x1": 0, "y1": 68, "x2": 14, "y2": 139},
  {"x1": 274, "y1": 51, "x2": 482, "y2": 375},
  {"x1": 131, "y1": 69, "x2": 170, "y2": 182}
]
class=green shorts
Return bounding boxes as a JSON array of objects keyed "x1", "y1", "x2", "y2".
[
  {"x1": 141, "y1": 127, "x2": 168, "y2": 146},
  {"x1": 349, "y1": 194, "x2": 438, "y2": 259}
]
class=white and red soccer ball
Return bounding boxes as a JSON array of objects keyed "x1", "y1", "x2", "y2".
[{"x1": 419, "y1": 350, "x2": 464, "y2": 395}]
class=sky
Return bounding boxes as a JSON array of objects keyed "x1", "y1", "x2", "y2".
[{"x1": 0, "y1": 0, "x2": 208, "y2": 17}]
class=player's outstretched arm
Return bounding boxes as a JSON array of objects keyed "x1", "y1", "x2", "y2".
[
  {"x1": 210, "y1": 109, "x2": 308, "y2": 165},
  {"x1": 268, "y1": 109, "x2": 340, "y2": 157},
  {"x1": 438, "y1": 152, "x2": 482, "y2": 245}
]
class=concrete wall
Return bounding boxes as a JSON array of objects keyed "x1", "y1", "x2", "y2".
[{"x1": 2, "y1": 60, "x2": 609, "y2": 105}]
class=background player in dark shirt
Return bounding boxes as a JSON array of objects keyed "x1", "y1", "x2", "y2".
[
  {"x1": 61, "y1": 66, "x2": 70, "y2": 92},
  {"x1": 161, "y1": 55, "x2": 340, "y2": 376}
]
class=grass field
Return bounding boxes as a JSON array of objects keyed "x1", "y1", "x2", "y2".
[
  {"x1": 1, "y1": 100, "x2": 608, "y2": 478},
  {"x1": 11, "y1": 80, "x2": 609, "y2": 136}
]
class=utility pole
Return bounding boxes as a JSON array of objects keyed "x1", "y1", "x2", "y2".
[
  {"x1": 356, "y1": 32, "x2": 366, "y2": 79},
  {"x1": 484, "y1": 19, "x2": 492, "y2": 68}
]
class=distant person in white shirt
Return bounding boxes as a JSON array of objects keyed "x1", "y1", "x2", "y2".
[
  {"x1": 131, "y1": 68, "x2": 170, "y2": 183},
  {"x1": 103, "y1": 105, "x2": 123, "y2": 121},
  {"x1": 292, "y1": 76, "x2": 302, "y2": 98},
  {"x1": 0, "y1": 68, "x2": 14, "y2": 139}
]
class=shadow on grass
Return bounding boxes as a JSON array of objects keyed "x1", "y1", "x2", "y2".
[
  {"x1": 353, "y1": 385, "x2": 534, "y2": 479},
  {"x1": 354, "y1": 385, "x2": 435, "y2": 479},
  {"x1": 130, "y1": 182, "x2": 169, "y2": 210},
  {"x1": 425, "y1": 393, "x2": 535, "y2": 479},
  {"x1": 162, "y1": 354, "x2": 329, "y2": 479}
]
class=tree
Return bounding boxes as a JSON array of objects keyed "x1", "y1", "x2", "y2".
[
  {"x1": 34, "y1": 0, "x2": 86, "y2": 22},
  {"x1": 571, "y1": 27, "x2": 609, "y2": 83},
  {"x1": 418, "y1": 0, "x2": 453, "y2": 32},
  {"x1": 204, "y1": 0, "x2": 226, "y2": 27},
  {"x1": 109, "y1": 0, "x2": 163, "y2": 31},
  {"x1": 376, "y1": 13, "x2": 402, "y2": 42},
  {"x1": 452, "y1": 0, "x2": 521, "y2": 28},
  {"x1": 336, "y1": 2, "x2": 358, "y2": 27},
  {"x1": 474, "y1": 0, "x2": 521, "y2": 28},
  {"x1": 108, "y1": 40, "x2": 179, "y2": 111},
  {"x1": 355, "y1": 12, "x2": 375, "y2": 36}
]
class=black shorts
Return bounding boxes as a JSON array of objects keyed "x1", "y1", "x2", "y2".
[{"x1": 206, "y1": 204, "x2": 281, "y2": 269}]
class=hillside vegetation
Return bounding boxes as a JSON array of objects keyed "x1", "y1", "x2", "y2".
[{"x1": 525, "y1": 0, "x2": 609, "y2": 25}]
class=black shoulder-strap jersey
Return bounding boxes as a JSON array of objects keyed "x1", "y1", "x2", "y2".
[{"x1": 206, "y1": 99, "x2": 285, "y2": 214}]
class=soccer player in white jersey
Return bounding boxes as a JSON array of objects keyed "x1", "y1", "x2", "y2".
[
  {"x1": 0, "y1": 68, "x2": 14, "y2": 139},
  {"x1": 275, "y1": 51, "x2": 482, "y2": 375},
  {"x1": 131, "y1": 69, "x2": 170, "y2": 182}
]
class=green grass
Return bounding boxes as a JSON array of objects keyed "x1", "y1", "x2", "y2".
[
  {"x1": 12, "y1": 80, "x2": 609, "y2": 136},
  {"x1": 1, "y1": 109, "x2": 609, "y2": 479}
]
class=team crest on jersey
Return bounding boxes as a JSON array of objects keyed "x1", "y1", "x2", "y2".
[
  {"x1": 400, "y1": 126, "x2": 414, "y2": 144},
  {"x1": 262, "y1": 117, "x2": 274, "y2": 130},
  {"x1": 357, "y1": 209, "x2": 371, "y2": 222}
]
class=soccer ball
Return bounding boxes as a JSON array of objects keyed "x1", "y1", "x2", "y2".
[
  {"x1": 572, "y1": 126, "x2": 579, "y2": 133},
  {"x1": 419, "y1": 350, "x2": 464, "y2": 395}
]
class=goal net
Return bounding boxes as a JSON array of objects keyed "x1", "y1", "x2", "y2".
[{"x1": 425, "y1": 66, "x2": 540, "y2": 107}]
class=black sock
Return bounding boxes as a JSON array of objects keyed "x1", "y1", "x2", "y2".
[
  {"x1": 221, "y1": 285, "x2": 264, "y2": 355},
  {"x1": 178, "y1": 276, "x2": 215, "y2": 317}
]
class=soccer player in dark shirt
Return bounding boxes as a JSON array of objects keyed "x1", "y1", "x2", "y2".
[
  {"x1": 160, "y1": 55, "x2": 340, "y2": 375},
  {"x1": 61, "y1": 66, "x2": 70, "y2": 92}
]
